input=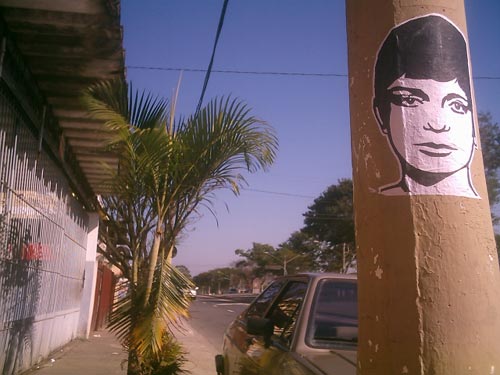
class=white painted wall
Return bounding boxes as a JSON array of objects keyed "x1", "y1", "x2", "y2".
[{"x1": 78, "y1": 212, "x2": 99, "y2": 339}]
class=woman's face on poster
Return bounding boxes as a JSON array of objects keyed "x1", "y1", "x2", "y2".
[{"x1": 385, "y1": 76, "x2": 474, "y2": 174}]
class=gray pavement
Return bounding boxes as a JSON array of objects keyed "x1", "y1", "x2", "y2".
[
  {"x1": 173, "y1": 318, "x2": 218, "y2": 375},
  {"x1": 22, "y1": 330, "x2": 127, "y2": 375},
  {"x1": 22, "y1": 319, "x2": 217, "y2": 375}
]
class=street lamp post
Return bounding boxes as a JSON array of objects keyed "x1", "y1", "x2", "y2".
[
  {"x1": 283, "y1": 254, "x2": 303, "y2": 276},
  {"x1": 264, "y1": 252, "x2": 303, "y2": 276}
]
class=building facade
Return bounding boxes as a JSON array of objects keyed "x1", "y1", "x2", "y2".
[{"x1": 0, "y1": 1, "x2": 124, "y2": 373}]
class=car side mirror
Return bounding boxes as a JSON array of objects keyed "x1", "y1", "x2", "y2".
[{"x1": 246, "y1": 317, "x2": 273, "y2": 348}]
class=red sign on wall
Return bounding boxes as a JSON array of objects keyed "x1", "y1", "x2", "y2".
[{"x1": 21, "y1": 243, "x2": 50, "y2": 260}]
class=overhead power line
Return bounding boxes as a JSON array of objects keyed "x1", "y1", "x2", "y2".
[
  {"x1": 127, "y1": 65, "x2": 500, "y2": 80},
  {"x1": 474, "y1": 76, "x2": 500, "y2": 80},
  {"x1": 128, "y1": 66, "x2": 348, "y2": 78},
  {"x1": 243, "y1": 188, "x2": 314, "y2": 199},
  {"x1": 243, "y1": 188, "x2": 357, "y2": 206},
  {"x1": 196, "y1": 0, "x2": 230, "y2": 114}
]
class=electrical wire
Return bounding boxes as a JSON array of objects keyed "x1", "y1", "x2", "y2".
[
  {"x1": 243, "y1": 188, "x2": 314, "y2": 199},
  {"x1": 243, "y1": 188, "x2": 358, "y2": 208},
  {"x1": 195, "y1": 0, "x2": 230, "y2": 115},
  {"x1": 128, "y1": 65, "x2": 347, "y2": 78},
  {"x1": 127, "y1": 65, "x2": 500, "y2": 80}
]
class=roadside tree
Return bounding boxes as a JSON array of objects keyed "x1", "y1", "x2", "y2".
[
  {"x1": 193, "y1": 267, "x2": 233, "y2": 294},
  {"x1": 234, "y1": 242, "x2": 309, "y2": 279},
  {"x1": 496, "y1": 234, "x2": 500, "y2": 258},
  {"x1": 297, "y1": 179, "x2": 356, "y2": 272},
  {"x1": 302, "y1": 179, "x2": 354, "y2": 245},
  {"x1": 84, "y1": 79, "x2": 277, "y2": 375},
  {"x1": 276, "y1": 233, "x2": 316, "y2": 273},
  {"x1": 478, "y1": 112, "x2": 500, "y2": 223},
  {"x1": 234, "y1": 243, "x2": 277, "y2": 277},
  {"x1": 175, "y1": 265, "x2": 192, "y2": 280}
]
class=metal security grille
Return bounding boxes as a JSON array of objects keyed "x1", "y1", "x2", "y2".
[{"x1": 0, "y1": 85, "x2": 89, "y2": 373}]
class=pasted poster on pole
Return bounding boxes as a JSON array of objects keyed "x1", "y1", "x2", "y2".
[{"x1": 372, "y1": 14, "x2": 478, "y2": 198}]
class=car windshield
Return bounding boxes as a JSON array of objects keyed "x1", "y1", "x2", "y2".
[{"x1": 306, "y1": 279, "x2": 358, "y2": 349}]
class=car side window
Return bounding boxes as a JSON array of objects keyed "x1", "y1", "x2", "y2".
[
  {"x1": 246, "y1": 280, "x2": 284, "y2": 318},
  {"x1": 306, "y1": 279, "x2": 358, "y2": 348},
  {"x1": 267, "y1": 281, "x2": 308, "y2": 348}
]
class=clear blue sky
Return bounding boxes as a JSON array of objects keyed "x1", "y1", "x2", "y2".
[{"x1": 121, "y1": 1, "x2": 500, "y2": 276}]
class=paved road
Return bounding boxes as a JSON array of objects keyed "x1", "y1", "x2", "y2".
[{"x1": 189, "y1": 294, "x2": 255, "y2": 352}]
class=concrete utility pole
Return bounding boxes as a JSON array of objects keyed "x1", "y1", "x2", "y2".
[{"x1": 345, "y1": 1, "x2": 500, "y2": 373}]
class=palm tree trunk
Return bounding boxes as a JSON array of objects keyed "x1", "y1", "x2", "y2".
[
  {"x1": 143, "y1": 225, "x2": 162, "y2": 308},
  {"x1": 132, "y1": 249, "x2": 138, "y2": 287},
  {"x1": 166, "y1": 243, "x2": 175, "y2": 264}
]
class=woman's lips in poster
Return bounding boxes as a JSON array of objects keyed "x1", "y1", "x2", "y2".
[{"x1": 414, "y1": 142, "x2": 457, "y2": 157}]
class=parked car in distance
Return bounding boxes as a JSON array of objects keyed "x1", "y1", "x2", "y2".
[
  {"x1": 188, "y1": 286, "x2": 198, "y2": 300},
  {"x1": 215, "y1": 273, "x2": 357, "y2": 375}
]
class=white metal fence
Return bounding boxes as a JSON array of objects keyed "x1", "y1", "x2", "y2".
[{"x1": 0, "y1": 35, "x2": 90, "y2": 375}]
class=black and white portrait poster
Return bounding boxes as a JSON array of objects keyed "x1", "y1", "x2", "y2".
[{"x1": 373, "y1": 14, "x2": 479, "y2": 198}]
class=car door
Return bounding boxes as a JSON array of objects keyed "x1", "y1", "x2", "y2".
[
  {"x1": 262, "y1": 280, "x2": 312, "y2": 375},
  {"x1": 224, "y1": 279, "x2": 286, "y2": 375},
  {"x1": 232, "y1": 279, "x2": 310, "y2": 375}
]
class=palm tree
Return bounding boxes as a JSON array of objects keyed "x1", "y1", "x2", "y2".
[{"x1": 83, "y1": 79, "x2": 278, "y2": 374}]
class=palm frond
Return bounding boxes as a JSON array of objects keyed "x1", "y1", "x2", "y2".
[
  {"x1": 83, "y1": 78, "x2": 170, "y2": 134},
  {"x1": 82, "y1": 79, "x2": 130, "y2": 136},
  {"x1": 108, "y1": 279, "x2": 135, "y2": 346},
  {"x1": 129, "y1": 83, "x2": 170, "y2": 130},
  {"x1": 169, "y1": 96, "x2": 278, "y2": 213},
  {"x1": 109, "y1": 261, "x2": 193, "y2": 360}
]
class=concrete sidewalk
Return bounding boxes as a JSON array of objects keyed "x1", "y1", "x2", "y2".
[
  {"x1": 173, "y1": 319, "x2": 218, "y2": 375},
  {"x1": 22, "y1": 330, "x2": 127, "y2": 375},
  {"x1": 22, "y1": 319, "x2": 216, "y2": 375}
]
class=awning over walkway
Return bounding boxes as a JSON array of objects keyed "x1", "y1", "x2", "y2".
[{"x1": 0, "y1": 0, "x2": 125, "y2": 202}]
